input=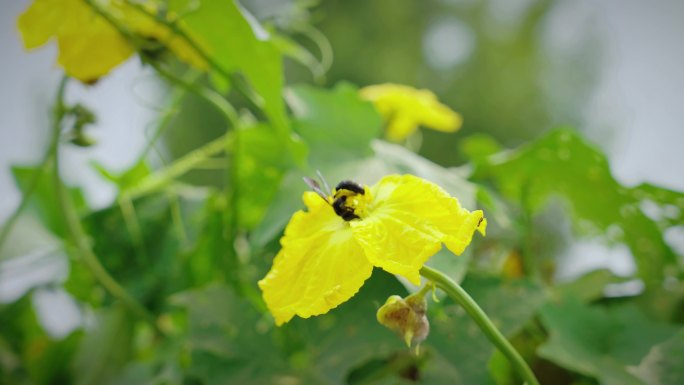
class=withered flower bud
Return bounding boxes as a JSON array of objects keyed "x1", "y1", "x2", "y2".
[{"x1": 376, "y1": 286, "x2": 431, "y2": 352}]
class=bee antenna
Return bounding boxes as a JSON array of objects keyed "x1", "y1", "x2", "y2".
[
  {"x1": 316, "y1": 170, "x2": 332, "y2": 194},
  {"x1": 303, "y1": 176, "x2": 330, "y2": 203}
]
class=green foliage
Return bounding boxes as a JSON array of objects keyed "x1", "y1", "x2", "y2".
[
  {"x1": 3, "y1": 1, "x2": 683, "y2": 385},
  {"x1": 425, "y1": 275, "x2": 546, "y2": 384},
  {"x1": 631, "y1": 331, "x2": 684, "y2": 385},
  {"x1": 236, "y1": 123, "x2": 306, "y2": 229},
  {"x1": 288, "y1": 82, "x2": 382, "y2": 164},
  {"x1": 11, "y1": 166, "x2": 86, "y2": 238},
  {"x1": 538, "y1": 299, "x2": 678, "y2": 385},
  {"x1": 168, "y1": 0, "x2": 288, "y2": 132},
  {"x1": 472, "y1": 128, "x2": 680, "y2": 288},
  {"x1": 72, "y1": 306, "x2": 134, "y2": 385}
]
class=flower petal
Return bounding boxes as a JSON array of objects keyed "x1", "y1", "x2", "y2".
[
  {"x1": 385, "y1": 116, "x2": 418, "y2": 142},
  {"x1": 17, "y1": 0, "x2": 134, "y2": 82},
  {"x1": 56, "y1": 25, "x2": 133, "y2": 82},
  {"x1": 350, "y1": 175, "x2": 485, "y2": 284},
  {"x1": 258, "y1": 192, "x2": 373, "y2": 325},
  {"x1": 360, "y1": 84, "x2": 463, "y2": 141},
  {"x1": 17, "y1": 0, "x2": 63, "y2": 49}
]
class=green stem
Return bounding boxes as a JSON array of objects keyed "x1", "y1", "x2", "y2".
[
  {"x1": 82, "y1": 0, "x2": 240, "y2": 127},
  {"x1": 123, "y1": 0, "x2": 265, "y2": 114},
  {"x1": 138, "y1": 71, "x2": 198, "y2": 161},
  {"x1": 420, "y1": 266, "x2": 539, "y2": 385},
  {"x1": 49, "y1": 79, "x2": 162, "y2": 336},
  {"x1": 123, "y1": 133, "x2": 231, "y2": 200},
  {"x1": 143, "y1": 57, "x2": 240, "y2": 126},
  {"x1": 0, "y1": 78, "x2": 68, "y2": 256}
]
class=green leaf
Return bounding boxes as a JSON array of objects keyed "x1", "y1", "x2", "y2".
[
  {"x1": 287, "y1": 82, "x2": 382, "y2": 164},
  {"x1": 553, "y1": 269, "x2": 630, "y2": 303},
  {"x1": 473, "y1": 128, "x2": 678, "y2": 289},
  {"x1": 459, "y1": 134, "x2": 502, "y2": 165},
  {"x1": 171, "y1": 272, "x2": 425, "y2": 385},
  {"x1": 628, "y1": 183, "x2": 684, "y2": 228},
  {"x1": 271, "y1": 33, "x2": 326, "y2": 83},
  {"x1": 287, "y1": 271, "x2": 412, "y2": 384},
  {"x1": 537, "y1": 298, "x2": 678, "y2": 385},
  {"x1": 170, "y1": 283, "x2": 296, "y2": 385},
  {"x1": 630, "y1": 330, "x2": 684, "y2": 385},
  {"x1": 235, "y1": 124, "x2": 307, "y2": 229},
  {"x1": 170, "y1": 0, "x2": 289, "y2": 132},
  {"x1": 91, "y1": 160, "x2": 151, "y2": 192},
  {"x1": 72, "y1": 305, "x2": 133, "y2": 385},
  {"x1": 0, "y1": 295, "x2": 81, "y2": 385}
]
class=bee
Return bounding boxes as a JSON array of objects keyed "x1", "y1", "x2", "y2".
[{"x1": 303, "y1": 172, "x2": 365, "y2": 221}]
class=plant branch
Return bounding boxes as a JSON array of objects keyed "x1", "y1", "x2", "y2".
[
  {"x1": 420, "y1": 265, "x2": 540, "y2": 385},
  {"x1": 123, "y1": 0, "x2": 265, "y2": 113},
  {"x1": 49, "y1": 79, "x2": 162, "y2": 335},
  {"x1": 123, "y1": 133, "x2": 232, "y2": 200},
  {"x1": 142, "y1": 57, "x2": 240, "y2": 127},
  {"x1": 138, "y1": 71, "x2": 198, "y2": 161}
]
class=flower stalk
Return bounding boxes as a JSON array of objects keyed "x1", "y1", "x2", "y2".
[{"x1": 420, "y1": 265, "x2": 540, "y2": 385}]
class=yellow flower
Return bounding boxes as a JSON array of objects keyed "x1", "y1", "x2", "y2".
[
  {"x1": 360, "y1": 83, "x2": 463, "y2": 142},
  {"x1": 17, "y1": 0, "x2": 204, "y2": 83},
  {"x1": 18, "y1": 0, "x2": 131, "y2": 82},
  {"x1": 258, "y1": 174, "x2": 486, "y2": 325}
]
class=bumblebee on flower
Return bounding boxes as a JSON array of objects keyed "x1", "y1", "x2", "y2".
[{"x1": 258, "y1": 174, "x2": 486, "y2": 325}]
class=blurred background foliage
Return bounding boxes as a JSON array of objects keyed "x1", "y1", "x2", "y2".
[{"x1": 1, "y1": 0, "x2": 683, "y2": 385}]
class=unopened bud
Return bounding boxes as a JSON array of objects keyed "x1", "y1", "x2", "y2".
[{"x1": 377, "y1": 288, "x2": 430, "y2": 351}]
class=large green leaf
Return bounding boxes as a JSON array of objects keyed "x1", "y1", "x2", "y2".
[
  {"x1": 628, "y1": 183, "x2": 684, "y2": 228},
  {"x1": 171, "y1": 283, "x2": 302, "y2": 384},
  {"x1": 72, "y1": 305, "x2": 134, "y2": 385},
  {"x1": 537, "y1": 298, "x2": 679, "y2": 385},
  {"x1": 169, "y1": 0, "x2": 288, "y2": 133},
  {"x1": 473, "y1": 128, "x2": 680, "y2": 289},
  {"x1": 171, "y1": 272, "x2": 459, "y2": 385},
  {"x1": 287, "y1": 82, "x2": 382, "y2": 164},
  {"x1": 235, "y1": 124, "x2": 306, "y2": 230},
  {"x1": 287, "y1": 271, "x2": 413, "y2": 384},
  {"x1": 631, "y1": 330, "x2": 684, "y2": 385},
  {"x1": 553, "y1": 269, "x2": 630, "y2": 303}
]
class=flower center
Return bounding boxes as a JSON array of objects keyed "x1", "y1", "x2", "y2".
[{"x1": 332, "y1": 180, "x2": 372, "y2": 221}]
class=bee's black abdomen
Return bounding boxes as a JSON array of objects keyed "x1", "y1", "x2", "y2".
[
  {"x1": 335, "y1": 180, "x2": 365, "y2": 194},
  {"x1": 332, "y1": 195, "x2": 359, "y2": 221},
  {"x1": 332, "y1": 195, "x2": 346, "y2": 212}
]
